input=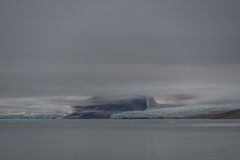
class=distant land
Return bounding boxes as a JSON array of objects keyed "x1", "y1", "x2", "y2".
[{"x1": 1, "y1": 95, "x2": 240, "y2": 119}]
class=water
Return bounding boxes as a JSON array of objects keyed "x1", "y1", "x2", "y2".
[{"x1": 0, "y1": 120, "x2": 240, "y2": 160}]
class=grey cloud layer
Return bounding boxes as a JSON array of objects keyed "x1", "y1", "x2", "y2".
[{"x1": 0, "y1": 0, "x2": 240, "y2": 97}]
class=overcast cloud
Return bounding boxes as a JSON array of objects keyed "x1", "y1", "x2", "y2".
[{"x1": 0, "y1": 0, "x2": 240, "y2": 98}]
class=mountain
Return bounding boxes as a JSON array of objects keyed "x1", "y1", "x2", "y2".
[{"x1": 64, "y1": 96, "x2": 152, "y2": 119}]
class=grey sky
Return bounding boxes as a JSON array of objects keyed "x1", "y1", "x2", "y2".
[{"x1": 0, "y1": 0, "x2": 240, "y2": 97}]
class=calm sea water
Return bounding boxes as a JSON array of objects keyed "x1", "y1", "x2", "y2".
[{"x1": 1, "y1": 120, "x2": 240, "y2": 160}]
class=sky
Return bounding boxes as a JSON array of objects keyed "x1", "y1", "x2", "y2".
[{"x1": 0, "y1": 0, "x2": 240, "y2": 99}]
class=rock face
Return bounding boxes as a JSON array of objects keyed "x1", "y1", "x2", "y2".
[{"x1": 64, "y1": 96, "x2": 149, "y2": 119}]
